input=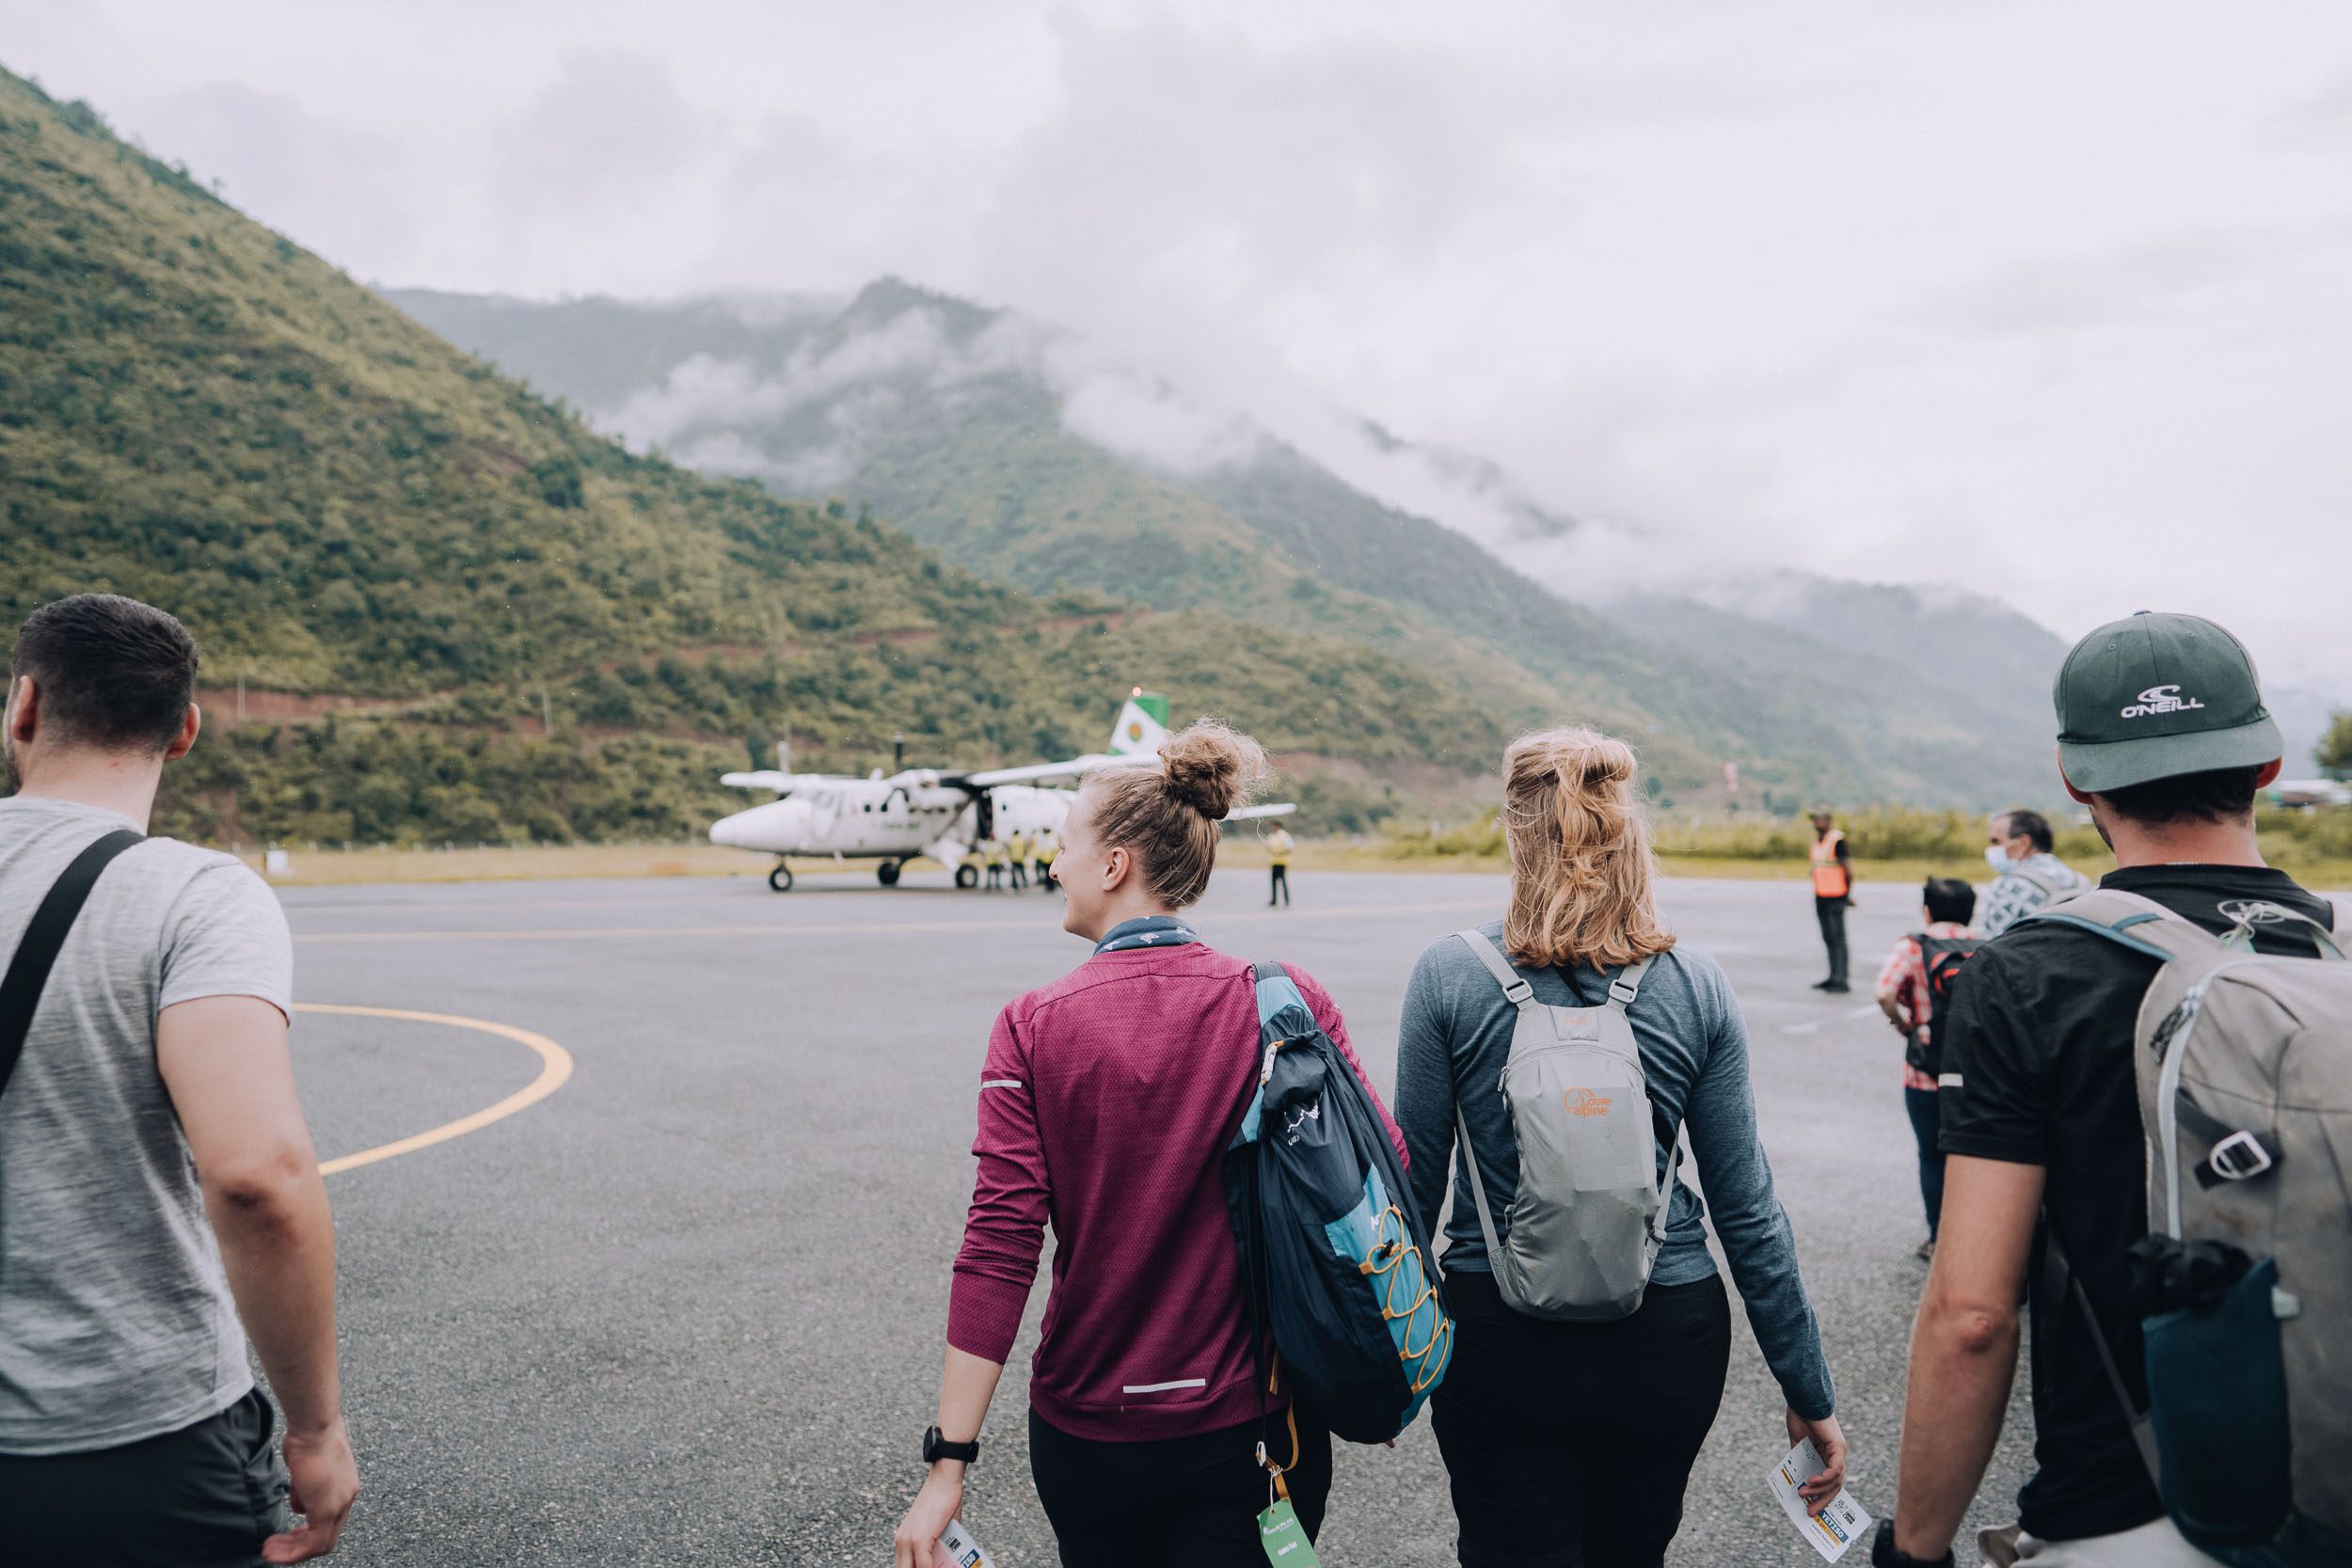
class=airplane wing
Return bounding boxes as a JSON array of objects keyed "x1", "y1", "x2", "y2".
[
  {"x1": 719, "y1": 770, "x2": 806, "y2": 792},
  {"x1": 961, "y1": 752, "x2": 1157, "y2": 789},
  {"x1": 1224, "y1": 801, "x2": 1297, "y2": 821}
]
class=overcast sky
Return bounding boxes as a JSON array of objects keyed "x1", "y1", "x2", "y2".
[{"x1": 8, "y1": 0, "x2": 2350, "y2": 694}]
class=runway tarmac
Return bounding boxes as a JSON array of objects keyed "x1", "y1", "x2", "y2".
[{"x1": 283, "y1": 865, "x2": 2044, "y2": 1566}]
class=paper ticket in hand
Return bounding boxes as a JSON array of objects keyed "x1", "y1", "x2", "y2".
[
  {"x1": 1768, "y1": 1437, "x2": 1870, "y2": 1562},
  {"x1": 935, "y1": 1519, "x2": 995, "y2": 1568}
]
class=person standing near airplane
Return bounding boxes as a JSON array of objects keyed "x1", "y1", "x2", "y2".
[
  {"x1": 1006, "y1": 829, "x2": 1030, "y2": 893},
  {"x1": 1810, "y1": 810, "x2": 1854, "y2": 993},
  {"x1": 1032, "y1": 826, "x2": 1057, "y2": 892},
  {"x1": 891, "y1": 722, "x2": 1402, "y2": 1566},
  {"x1": 0, "y1": 594, "x2": 358, "y2": 1565},
  {"x1": 1265, "y1": 822, "x2": 1294, "y2": 907}
]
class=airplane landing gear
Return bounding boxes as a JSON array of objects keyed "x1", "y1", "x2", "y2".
[
  {"x1": 877, "y1": 861, "x2": 901, "y2": 887},
  {"x1": 768, "y1": 863, "x2": 795, "y2": 893},
  {"x1": 954, "y1": 863, "x2": 979, "y2": 890}
]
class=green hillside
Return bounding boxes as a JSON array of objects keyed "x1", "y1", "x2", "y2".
[
  {"x1": 0, "y1": 67, "x2": 1523, "y2": 843},
  {"x1": 391, "y1": 280, "x2": 2070, "y2": 807}
]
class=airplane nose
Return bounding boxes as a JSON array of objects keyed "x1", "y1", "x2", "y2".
[{"x1": 711, "y1": 799, "x2": 812, "y2": 850}]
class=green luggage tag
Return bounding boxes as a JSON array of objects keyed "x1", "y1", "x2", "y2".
[{"x1": 1258, "y1": 1497, "x2": 1322, "y2": 1566}]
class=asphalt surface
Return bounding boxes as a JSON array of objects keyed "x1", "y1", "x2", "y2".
[{"x1": 282, "y1": 867, "x2": 2046, "y2": 1567}]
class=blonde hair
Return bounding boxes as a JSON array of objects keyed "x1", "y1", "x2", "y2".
[
  {"x1": 1500, "y1": 726, "x2": 1676, "y2": 970},
  {"x1": 1085, "y1": 719, "x2": 1270, "y2": 908}
]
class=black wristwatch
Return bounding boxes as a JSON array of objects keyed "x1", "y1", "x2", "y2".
[
  {"x1": 1871, "y1": 1518, "x2": 1954, "y2": 1568},
  {"x1": 923, "y1": 1425, "x2": 979, "y2": 1466}
]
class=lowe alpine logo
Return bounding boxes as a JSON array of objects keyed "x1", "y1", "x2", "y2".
[
  {"x1": 1564, "y1": 1087, "x2": 1613, "y2": 1118},
  {"x1": 2121, "y1": 685, "x2": 2205, "y2": 720}
]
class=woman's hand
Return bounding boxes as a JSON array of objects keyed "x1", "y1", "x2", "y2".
[
  {"x1": 1786, "y1": 1407, "x2": 1848, "y2": 1506},
  {"x1": 892, "y1": 1466, "x2": 962, "y2": 1568}
]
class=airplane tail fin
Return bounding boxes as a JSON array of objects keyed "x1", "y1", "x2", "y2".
[{"x1": 1109, "y1": 689, "x2": 1170, "y2": 757}]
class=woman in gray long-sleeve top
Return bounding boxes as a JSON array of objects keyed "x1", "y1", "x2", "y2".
[{"x1": 1395, "y1": 726, "x2": 1845, "y2": 1568}]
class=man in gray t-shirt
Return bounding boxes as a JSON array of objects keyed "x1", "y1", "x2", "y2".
[{"x1": 0, "y1": 594, "x2": 357, "y2": 1565}]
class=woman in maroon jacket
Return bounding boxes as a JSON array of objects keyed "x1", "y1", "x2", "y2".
[{"x1": 892, "y1": 721, "x2": 1406, "y2": 1567}]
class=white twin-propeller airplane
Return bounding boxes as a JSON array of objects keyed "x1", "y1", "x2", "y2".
[{"x1": 708, "y1": 690, "x2": 1295, "y2": 890}]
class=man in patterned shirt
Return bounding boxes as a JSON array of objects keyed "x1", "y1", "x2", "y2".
[
  {"x1": 1874, "y1": 877, "x2": 1978, "y2": 1259},
  {"x1": 1974, "y1": 808, "x2": 2088, "y2": 937}
]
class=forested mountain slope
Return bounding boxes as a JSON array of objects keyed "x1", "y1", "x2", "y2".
[{"x1": 0, "y1": 66, "x2": 1527, "y2": 842}]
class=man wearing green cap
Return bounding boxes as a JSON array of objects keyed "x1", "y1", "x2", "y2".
[{"x1": 1877, "y1": 613, "x2": 2337, "y2": 1568}]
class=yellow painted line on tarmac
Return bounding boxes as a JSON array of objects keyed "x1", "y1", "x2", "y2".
[
  {"x1": 294, "y1": 1004, "x2": 574, "y2": 1176},
  {"x1": 289, "y1": 898, "x2": 1504, "y2": 945}
]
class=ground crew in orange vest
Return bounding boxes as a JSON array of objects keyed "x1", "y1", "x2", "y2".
[{"x1": 1809, "y1": 810, "x2": 1854, "y2": 993}]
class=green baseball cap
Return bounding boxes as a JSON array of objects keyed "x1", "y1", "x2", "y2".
[{"x1": 2054, "y1": 611, "x2": 2282, "y2": 793}]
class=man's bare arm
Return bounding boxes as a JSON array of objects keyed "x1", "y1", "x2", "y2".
[
  {"x1": 160, "y1": 995, "x2": 358, "y2": 1562},
  {"x1": 1892, "y1": 1154, "x2": 2043, "y2": 1559}
]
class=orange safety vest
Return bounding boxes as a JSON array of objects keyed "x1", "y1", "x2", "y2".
[{"x1": 1810, "y1": 829, "x2": 1850, "y2": 898}]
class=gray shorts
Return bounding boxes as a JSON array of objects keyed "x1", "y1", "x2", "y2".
[{"x1": 0, "y1": 1386, "x2": 292, "y2": 1567}]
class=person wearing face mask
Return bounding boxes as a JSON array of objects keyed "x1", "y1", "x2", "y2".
[{"x1": 1974, "y1": 810, "x2": 2087, "y2": 938}]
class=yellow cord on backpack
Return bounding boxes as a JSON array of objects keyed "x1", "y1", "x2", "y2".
[{"x1": 1357, "y1": 1203, "x2": 1454, "y2": 1393}]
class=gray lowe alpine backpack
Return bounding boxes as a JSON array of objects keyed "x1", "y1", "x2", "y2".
[
  {"x1": 1451, "y1": 930, "x2": 1682, "y2": 1322},
  {"x1": 2022, "y1": 889, "x2": 2351, "y2": 1567}
]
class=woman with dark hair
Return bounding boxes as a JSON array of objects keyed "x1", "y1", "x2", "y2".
[
  {"x1": 891, "y1": 721, "x2": 1405, "y2": 1568},
  {"x1": 1394, "y1": 725, "x2": 1843, "y2": 1568}
]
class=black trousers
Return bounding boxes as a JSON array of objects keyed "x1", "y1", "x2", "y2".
[
  {"x1": 1269, "y1": 865, "x2": 1290, "y2": 905},
  {"x1": 1029, "y1": 1406, "x2": 1332, "y2": 1567},
  {"x1": 1815, "y1": 895, "x2": 1850, "y2": 984},
  {"x1": 0, "y1": 1386, "x2": 290, "y2": 1567},
  {"x1": 1432, "y1": 1271, "x2": 1732, "y2": 1568}
]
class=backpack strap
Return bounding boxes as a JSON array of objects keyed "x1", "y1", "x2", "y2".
[
  {"x1": 1451, "y1": 1101, "x2": 1512, "y2": 1286},
  {"x1": 1241, "y1": 961, "x2": 1313, "y2": 1145},
  {"x1": 1606, "y1": 958, "x2": 1650, "y2": 1012},
  {"x1": 2025, "y1": 886, "x2": 2346, "y2": 961},
  {"x1": 2041, "y1": 1225, "x2": 2162, "y2": 1487},
  {"x1": 1455, "y1": 930, "x2": 1653, "y2": 1015},
  {"x1": 0, "y1": 829, "x2": 146, "y2": 1101},
  {"x1": 2014, "y1": 887, "x2": 2217, "y2": 962},
  {"x1": 2211, "y1": 903, "x2": 2345, "y2": 960},
  {"x1": 1454, "y1": 929, "x2": 1534, "y2": 1010}
]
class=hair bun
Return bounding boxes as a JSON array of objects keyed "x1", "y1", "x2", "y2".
[
  {"x1": 1158, "y1": 720, "x2": 1269, "y2": 820},
  {"x1": 1576, "y1": 750, "x2": 1633, "y2": 786}
]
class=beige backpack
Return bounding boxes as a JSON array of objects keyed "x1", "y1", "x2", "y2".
[{"x1": 2023, "y1": 889, "x2": 2349, "y2": 1564}]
